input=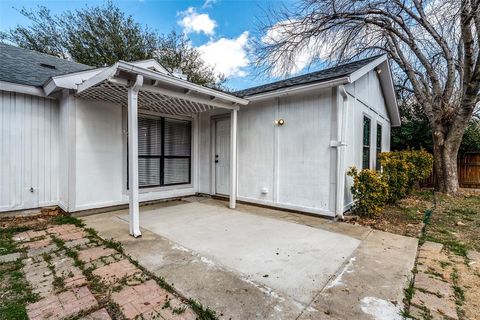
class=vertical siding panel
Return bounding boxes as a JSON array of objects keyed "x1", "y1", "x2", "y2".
[
  {"x1": 51, "y1": 101, "x2": 59, "y2": 202},
  {"x1": 0, "y1": 92, "x2": 5, "y2": 207},
  {"x1": 0, "y1": 91, "x2": 59, "y2": 211},
  {"x1": 32, "y1": 96, "x2": 39, "y2": 206},
  {"x1": 38, "y1": 97, "x2": 46, "y2": 204},
  {"x1": 17, "y1": 93, "x2": 23, "y2": 208},
  {"x1": 45, "y1": 99, "x2": 52, "y2": 203},
  {"x1": 23, "y1": 94, "x2": 29, "y2": 207}
]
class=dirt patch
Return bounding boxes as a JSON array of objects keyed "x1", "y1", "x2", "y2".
[
  {"x1": 0, "y1": 207, "x2": 62, "y2": 230},
  {"x1": 350, "y1": 190, "x2": 432, "y2": 237}
]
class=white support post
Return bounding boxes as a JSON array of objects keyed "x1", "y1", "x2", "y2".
[
  {"x1": 128, "y1": 75, "x2": 143, "y2": 237},
  {"x1": 229, "y1": 109, "x2": 238, "y2": 209}
]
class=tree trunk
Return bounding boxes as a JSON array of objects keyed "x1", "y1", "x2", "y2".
[{"x1": 432, "y1": 132, "x2": 461, "y2": 194}]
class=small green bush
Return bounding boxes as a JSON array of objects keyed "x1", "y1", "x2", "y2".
[
  {"x1": 379, "y1": 150, "x2": 433, "y2": 203},
  {"x1": 347, "y1": 167, "x2": 389, "y2": 218}
]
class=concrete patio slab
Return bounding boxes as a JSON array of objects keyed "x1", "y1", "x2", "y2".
[
  {"x1": 118, "y1": 202, "x2": 361, "y2": 305},
  {"x1": 81, "y1": 198, "x2": 418, "y2": 320}
]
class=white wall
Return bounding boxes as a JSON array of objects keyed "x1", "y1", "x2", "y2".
[
  {"x1": 0, "y1": 90, "x2": 59, "y2": 212},
  {"x1": 344, "y1": 70, "x2": 391, "y2": 208},
  {"x1": 72, "y1": 97, "x2": 198, "y2": 212},
  {"x1": 198, "y1": 89, "x2": 336, "y2": 216}
]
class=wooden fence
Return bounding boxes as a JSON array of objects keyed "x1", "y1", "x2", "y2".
[{"x1": 421, "y1": 153, "x2": 480, "y2": 188}]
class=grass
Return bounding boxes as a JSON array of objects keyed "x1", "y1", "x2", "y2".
[
  {"x1": 425, "y1": 193, "x2": 480, "y2": 254},
  {"x1": 0, "y1": 226, "x2": 29, "y2": 256},
  {"x1": 364, "y1": 189, "x2": 480, "y2": 255}
]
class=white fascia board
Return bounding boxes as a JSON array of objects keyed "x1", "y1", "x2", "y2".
[
  {"x1": 244, "y1": 77, "x2": 350, "y2": 102},
  {"x1": 0, "y1": 80, "x2": 54, "y2": 99},
  {"x1": 349, "y1": 54, "x2": 388, "y2": 83},
  {"x1": 117, "y1": 61, "x2": 248, "y2": 106},
  {"x1": 128, "y1": 59, "x2": 169, "y2": 74},
  {"x1": 378, "y1": 60, "x2": 401, "y2": 126},
  {"x1": 76, "y1": 64, "x2": 119, "y2": 93},
  {"x1": 44, "y1": 68, "x2": 106, "y2": 96}
]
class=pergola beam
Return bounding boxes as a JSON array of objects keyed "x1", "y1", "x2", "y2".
[{"x1": 109, "y1": 78, "x2": 239, "y2": 111}]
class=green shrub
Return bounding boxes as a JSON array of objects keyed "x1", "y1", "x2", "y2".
[
  {"x1": 379, "y1": 152, "x2": 410, "y2": 203},
  {"x1": 347, "y1": 167, "x2": 389, "y2": 218},
  {"x1": 379, "y1": 150, "x2": 433, "y2": 203},
  {"x1": 402, "y1": 150, "x2": 434, "y2": 189}
]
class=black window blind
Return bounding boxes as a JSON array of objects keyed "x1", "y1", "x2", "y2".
[{"x1": 134, "y1": 115, "x2": 191, "y2": 188}]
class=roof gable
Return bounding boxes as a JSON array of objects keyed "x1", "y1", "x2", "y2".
[{"x1": 0, "y1": 44, "x2": 93, "y2": 87}]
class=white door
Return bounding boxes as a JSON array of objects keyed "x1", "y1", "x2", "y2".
[{"x1": 215, "y1": 118, "x2": 230, "y2": 195}]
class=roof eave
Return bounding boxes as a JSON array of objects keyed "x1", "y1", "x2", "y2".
[{"x1": 243, "y1": 76, "x2": 350, "y2": 102}]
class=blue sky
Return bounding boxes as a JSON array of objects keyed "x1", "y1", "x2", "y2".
[{"x1": 0, "y1": 0, "x2": 291, "y2": 90}]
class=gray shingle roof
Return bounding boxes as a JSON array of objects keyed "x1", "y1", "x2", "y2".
[
  {"x1": 0, "y1": 43, "x2": 93, "y2": 87},
  {"x1": 235, "y1": 55, "x2": 383, "y2": 97}
]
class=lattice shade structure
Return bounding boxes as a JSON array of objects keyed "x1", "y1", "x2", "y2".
[{"x1": 76, "y1": 80, "x2": 216, "y2": 116}]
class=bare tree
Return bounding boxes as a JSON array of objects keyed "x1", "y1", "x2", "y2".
[{"x1": 254, "y1": 0, "x2": 480, "y2": 194}]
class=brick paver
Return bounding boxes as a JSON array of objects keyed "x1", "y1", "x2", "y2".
[
  {"x1": 52, "y1": 255, "x2": 87, "y2": 288},
  {"x1": 0, "y1": 252, "x2": 22, "y2": 263},
  {"x1": 13, "y1": 230, "x2": 47, "y2": 242},
  {"x1": 26, "y1": 286, "x2": 98, "y2": 320},
  {"x1": 111, "y1": 279, "x2": 195, "y2": 320},
  {"x1": 47, "y1": 224, "x2": 87, "y2": 242},
  {"x1": 9, "y1": 219, "x2": 200, "y2": 320},
  {"x1": 78, "y1": 247, "x2": 116, "y2": 263},
  {"x1": 411, "y1": 242, "x2": 459, "y2": 320},
  {"x1": 80, "y1": 308, "x2": 112, "y2": 320},
  {"x1": 20, "y1": 238, "x2": 52, "y2": 250},
  {"x1": 92, "y1": 259, "x2": 140, "y2": 284},
  {"x1": 23, "y1": 258, "x2": 55, "y2": 298}
]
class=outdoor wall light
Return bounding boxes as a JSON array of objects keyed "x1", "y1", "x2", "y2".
[{"x1": 276, "y1": 119, "x2": 285, "y2": 126}]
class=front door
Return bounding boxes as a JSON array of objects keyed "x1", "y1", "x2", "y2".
[{"x1": 215, "y1": 118, "x2": 230, "y2": 195}]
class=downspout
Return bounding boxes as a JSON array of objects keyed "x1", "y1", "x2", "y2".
[
  {"x1": 336, "y1": 85, "x2": 349, "y2": 220},
  {"x1": 128, "y1": 74, "x2": 144, "y2": 238}
]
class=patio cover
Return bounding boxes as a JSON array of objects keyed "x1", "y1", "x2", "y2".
[{"x1": 72, "y1": 61, "x2": 248, "y2": 237}]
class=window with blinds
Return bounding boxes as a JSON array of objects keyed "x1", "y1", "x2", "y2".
[{"x1": 135, "y1": 115, "x2": 191, "y2": 188}]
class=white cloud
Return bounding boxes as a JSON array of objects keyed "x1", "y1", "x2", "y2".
[
  {"x1": 198, "y1": 31, "x2": 250, "y2": 78},
  {"x1": 202, "y1": 0, "x2": 217, "y2": 8},
  {"x1": 178, "y1": 7, "x2": 216, "y2": 36}
]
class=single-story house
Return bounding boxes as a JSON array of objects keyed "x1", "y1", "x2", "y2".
[{"x1": 0, "y1": 44, "x2": 399, "y2": 236}]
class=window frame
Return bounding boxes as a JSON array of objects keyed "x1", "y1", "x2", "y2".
[
  {"x1": 362, "y1": 115, "x2": 371, "y2": 169},
  {"x1": 376, "y1": 122, "x2": 382, "y2": 171},
  {"x1": 127, "y1": 113, "x2": 192, "y2": 189}
]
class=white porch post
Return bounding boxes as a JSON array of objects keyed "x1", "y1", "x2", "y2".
[
  {"x1": 229, "y1": 109, "x2": 238, "y2": 209},
  {"x1": 128, "y1": 75, "x2": 143, "y2": 237}
]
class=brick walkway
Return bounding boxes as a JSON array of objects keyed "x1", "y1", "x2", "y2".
[
  {"x1": 409, "y1": 241, "x2": 480, "y2": 320},
  {"x1": 5, "y1": 220, "x2": 197, "y2": 320}
]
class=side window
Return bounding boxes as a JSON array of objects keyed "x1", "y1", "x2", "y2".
[
  {"x1": 376, "y1": 123, "x2": 382, "y2": 171},
  {"x1": 362, "y1": 116, "x2": 371, "y2": 169}
]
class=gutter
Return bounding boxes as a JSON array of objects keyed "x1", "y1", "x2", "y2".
[
  {"x1": 242, "y1": 77, "x2": 350, "y2": 102},
  {"x1": 335, "y1": 85, "x2": 349, "y2": 220}
]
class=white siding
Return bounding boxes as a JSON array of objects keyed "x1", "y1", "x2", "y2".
[
  {"x1": 0, "y1": 91, "x2": 59, "y2": 212},
  {"x1": 344, "y1": 71, "x2": 391, "y2": 208},
  {"x1": 199, "y1": 89, "x2": 336, "y2": 216},
  {"x1": 72, "y1": 97, "x2": 198, "y2": 212}
]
